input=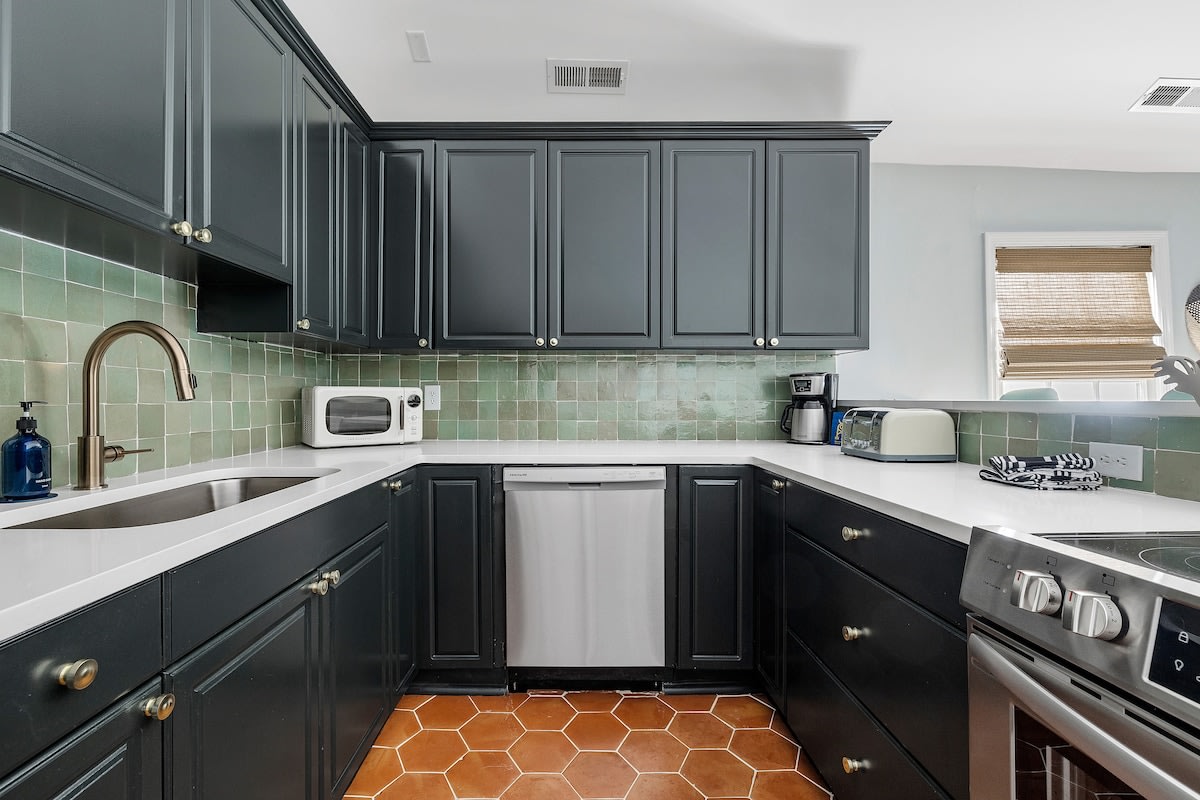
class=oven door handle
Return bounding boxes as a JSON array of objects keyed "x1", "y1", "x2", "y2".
[{"x1": 969, "y1": 634, "x2": 1200, "y2": 800}]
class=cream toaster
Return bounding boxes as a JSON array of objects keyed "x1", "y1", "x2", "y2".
[{"x1": 840, "y1": 407, "x2": 957, "y2": 462}]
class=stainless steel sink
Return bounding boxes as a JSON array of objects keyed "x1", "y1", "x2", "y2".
[{"x1": 9, "y1": 476, "x2": 318, "y2": 529}]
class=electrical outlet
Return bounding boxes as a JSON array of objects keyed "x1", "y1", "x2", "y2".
[
  {"x1": 1089, "y1": 442, "x2": 1143, "y2": 482},
  {"x1": 424, "y1": 384, "x2": 441, "y2": 411}
]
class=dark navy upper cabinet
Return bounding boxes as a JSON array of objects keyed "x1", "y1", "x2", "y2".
[
  {"x1": 188, "y1": 0, "x2": 292, "y2": 282},
  {"x1": 767, "y1": 140, "x2": 869, "y2": 349},
  {"x1": 662, "y1": 141, "x2": 765, "y2": 349},
  {"x1": 373, "y1": 141, "x2": 434, "y2": 349},
  {"x1": 339, "y1": 122, "x2": 371, "y2": 346},
  {"x1": 0, "y1": 0, "x2": 187, "y2": 234},
  {"x1": 293, "y1": 64, "x2": 339, "y2": 340},
  {"x1": 548, "y1": 142, "x2": 660, "y2": 349},
  {"x1": 436, "y1": 141, "x2": 546, "y2": 349}
]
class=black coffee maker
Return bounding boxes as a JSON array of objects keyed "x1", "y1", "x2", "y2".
[{"x1": 779, "y1": 372, "x2": 838, "y2": 444}]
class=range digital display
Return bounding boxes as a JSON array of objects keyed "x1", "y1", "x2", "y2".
[{"x1": 1148, "y1": 598, "x2": 1200, "y2": 705}]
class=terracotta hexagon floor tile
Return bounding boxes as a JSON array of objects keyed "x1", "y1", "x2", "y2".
[
  {"x1": 613, "y1": 696, "x2": 675, "y2": 729},
  {"x1": 750, "y1": 770, "x2": 831, "y2": 800},
  {"x1": 712, "y1": 695, "x2": 775, "y2": 729},
  {"x1": 513, "y1": 696, "x2": 577, "y2": 731},
  {"x1": 618, "y1": 730, "x2": 689, "y2": 772},
  {"x1": 461, "y1": 713, "x2": 526, "y2": 751},
  {"x1": 564, "y1": 691, "x2": 622, "y2": 713},
  {"x1": 446, "y1": 751, "x2": 522, "y2": 799},
  {"x1": 680, "y1": 749, "x2": 754, "y2": 798},
  {"x1": 563, "y1": 712, "x2": 630, "y2": 751},
  {"x1": 500, "y1": 773, "x2": 582, "y2": 800},
  {"x1": 473, "y1": 693, "x2": 529, "y2": 712},
  {"x1": 660, "y1": 694, "x2": 717, "y2": 712},
  {"x1": 626, "y1": 773, "x2": 703, "y2": 800},
  {"x1": 373, "y1": 709, "x2": 421, "y2": 748},
  {"x1": 796, "y1": 750, "x2": 826, "y2": 785},
  {"x1": 376, "y1": 772, "x2": 455, "y2": 800},
  {"x1": 667, "y1": 712, "x2": 734, "y2": 748},
  {"x1": 415, "y1": 694, "x2": 479, "y2": 729},
  {"x1": 730, "y1": 729, "x2": 799, "y2": 770},
  {"x1": 344, "y1": 747, "x2": 404, "y2": 796},
  {"x1": 563, "y1": 752, "x2": 637, "y2": 799},
  {"x1": 395, "y1": 694, "x2": 433, "y2": 710},
  {"x1": 508, "y1": 730, "x2": 579, "y2": 773},
  {"x1": 397, "y1": 729, "x2": 469, "y2": 772}
]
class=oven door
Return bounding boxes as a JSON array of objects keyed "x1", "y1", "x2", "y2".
[{"x1": 968, "y1": 625, "x2": 1200, "y2": 799}]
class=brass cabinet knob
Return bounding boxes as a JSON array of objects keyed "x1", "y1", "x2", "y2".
[
  {"x1": 549, "y1": 338, "x2": 559, "y2": 347},
  {"x1": 418, "y1": 338, "x2": 429, "y2": 348},
  {"x1": 754, "y1": 337, "x2": 765, "y2": 347},
  {"x1": 382, "y1": 479, "x2": 404, "y2": 492},
  {"x1": 307, "y1": 578, "x2": 329, "y2": 596},
  {"x1": 535, "y1": 337, "x2": 545, "y2": 347},
  {"x1": 142, "y1": 693, "x2": 176, "y2": 721},
  {"x1": 842, "y1": 757, "x2": 867, "y2": 774},
  {"x1": 842, "y1": 626, "x2": 865, "y2": 641},
  {"x1": 841, "y1": 526, "x2": 866, "y2": 542},
  {"x1": 56, "y1": 659, "x2": 99, "y2": 691},
  {"x1": 191, "y1": 227, "x2": 213, "y2": 244},
  {"x1": 771, "y1": 478, "x2": 785, "y2": 490},
  {"x1": 296, "y1": 318, "x2": 311, "y2": 331},
  {"x1": 322, "y1": 570, "x2": 341, "y2": 587},
  {"x1": 769, "y1": 337, "x2": 780, "y2": 346},
  {"x1": 170, "y1": 220, "x2": 194, "y2": 237}
]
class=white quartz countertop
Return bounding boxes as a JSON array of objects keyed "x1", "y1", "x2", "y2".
[{"x1": 2, "y1": 440, "x2": 1198, "y2": 644}]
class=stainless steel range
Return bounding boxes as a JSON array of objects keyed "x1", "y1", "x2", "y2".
[{"x1": 961, "y1": 526, "x2": 1200, "y2": 799}]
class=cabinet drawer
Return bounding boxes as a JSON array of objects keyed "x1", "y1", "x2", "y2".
[
  {"x1": 785, "y1": 482, "x2": 967, "y2": 629},
  {"x1": 785, "y1": 632, "x2": 945, "y2": 800},
  {"x1": 0, "y1": 579, "x2": 162, "y2": 778},
  {"x1": 166, "y1": 483, "x2": 388, "y2": 661},
  {"x1": 787, "y1": 532, "x2": 967, "y2": 800}
]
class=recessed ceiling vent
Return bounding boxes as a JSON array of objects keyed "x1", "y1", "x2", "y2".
[
  {"x1": 546, "y1": 59, "x2": 629, "y2": 94},
  {"x1": 1129, "y1": 78, "x2": 1200, "y2": 112}
]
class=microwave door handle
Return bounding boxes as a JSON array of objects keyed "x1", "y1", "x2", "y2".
[{"x1": 968, "y1": 635, "x2": 1200, "y2": 800}]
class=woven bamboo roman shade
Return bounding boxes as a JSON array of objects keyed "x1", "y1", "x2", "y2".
[{"x1": 994, "y1": 246, "x2": 1166, "y2": 378}]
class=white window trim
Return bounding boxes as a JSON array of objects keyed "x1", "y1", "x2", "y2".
[{"x1": 982, "y1": 231, "x2": 1174, "y2": 400}]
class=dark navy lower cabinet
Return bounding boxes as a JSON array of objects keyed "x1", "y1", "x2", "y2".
[{"x1": 388, "y1": 471, "x2": 420, "y2": 694}]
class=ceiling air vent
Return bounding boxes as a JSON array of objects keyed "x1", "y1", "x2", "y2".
[
  {"x1": 546, "y1": 59, "x2": 629, "y2": 94},
  {"x1": 1129, "y1": 78, "x2": 1200, "y2": 113}
]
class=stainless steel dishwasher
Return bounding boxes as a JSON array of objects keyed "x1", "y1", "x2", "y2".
[{"x1": 504, "y1": 466, "x2": 666, "y2": 667}]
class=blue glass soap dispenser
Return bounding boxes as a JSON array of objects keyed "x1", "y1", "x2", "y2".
[{"x1": 2, "y1": 400, "x2": 52, "y2": 500}]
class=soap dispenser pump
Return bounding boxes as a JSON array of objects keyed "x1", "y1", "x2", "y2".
[{"x1": 2, "y1": 400, "x2": 53, "y2": 501}]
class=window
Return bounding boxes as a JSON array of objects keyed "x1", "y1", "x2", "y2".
[{"x1": 984, "y1": 232, "x2": 1173, "y2": 401}]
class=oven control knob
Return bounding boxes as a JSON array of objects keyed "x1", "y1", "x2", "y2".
[
  {"x1": 1010, "y1": 570, "x2": 1062, "y2": 615},
  {"x1": 1062, "y1": 589, "x2": 1123, "y2": 640}
]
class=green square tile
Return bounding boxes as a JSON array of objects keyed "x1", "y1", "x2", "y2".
[
  {"x1": 231, "y1": 374, "x2": 248, "y2": 401},
  {"x1": 437, "y1": 359, "x2": 459, "y2": 380},
  {"x1": 456, "y1": 360, "x2": 478, "y2": 381},
  {"x1": 191, "y1": 431, "x2": 214, "y2": 464},
  {"x1": 1155, "y1": 450, "x2": 1200, "y2": 501},
  {"x1": 1035, "y1": 414, "x2": 1071, "y2": 441},
  {"x1": 597, "y1": 420, "x2": 618, "y2": 440},
  {"x1": 1008, "y1": 412, "x2": 1037, "y2": 439},
  {"x1": 497, "y1": 420, "x2": 518, "y2": 440},
  {"x1": 249, "y1": 427, "x2": 265, "y2": 452},
  {"x1": 163, "y1": 276, "x2": 189, "y2": 307},
  {"x1": 103, "y1": 261, "x2": 135, "y2": 296},
  {"x1": 0, "y1": 360, "x2": 24, "y2": 400},
  {"x1": 982, "y1": 412, "x2": 1007, "y2": 436},
  {"x1": 1073, "y1": 415, "x2": 1112, "y2": 443},
  {"x1": 957, "y1": 412, "x2": 981, "y2": 435},
  {"x1": 22, "y1": 239, "x2": 64, "y2": 279},
  {"x1": 102, "y1": 291, "x2": 137, "y2": 328},
  {"x1": 1007, "y1": 437, "x2": 1039, "y2": 457},
  {"x1": 477, "y1": 420, "x2": 498, "y2": 440},
  {"x1": 981, "y1": 434, "x2": 1008, "y2": 460},
  {"x1": 231, "y1": 346, "x2": 249, "y2": 374},
  {"x1": 1037, "y1": 439, "x2": 1075, "y2": 457},
  {"x1": 0, "y1": 314, "x2": 26, "y2": 362},
  {"x1": 139, "y1": 404, "x2": 165, "y2": 438},
  {"x1": 212, "y1": 430, "x2": 233, "y2": 459},
  {"x1": 24, "y1": 361, "x2": 69, "y2": 405},
  {"x1": 192, "y1": 401, "x2": 213, "y2": 430},
  {"x1": 250, "y1": 401, "x2": 268, "y2": 427},
  {"x1": 436, "y1": 419, "x2": 456, "y2": 440},
  {"x1": 36, "y1": 405, "x2": 67, "y2": 447},
  {"x1": 1159, "y1": 418, "x2": 1200, "y2": 453},
  {"x1": 163, "y1": 433, "x2": 190, "y2": 467},
  {"x1": 232, "y1": 429, "x2": 251, "y2": 456},
  {"x1": 556, "y1": 382, "x2": 577, "y2": 401},
  {"x1": 0, "y1": 268, "x2": 21, "y2": 315},
  {"x1": 134, "y1": 270, "x2": 163, "y2": 301},
  {"x1": 1110, "y1": 416, "x2": 1158, "y2": 448},
  {"x1": 134, "y1": 298, "x2": 164, "y2": 324},
  {"x1": 103, "y1": 404, "x2": 137, "y2": 438},
  {"x1": 715, "y1": 420, "x2": 736, "y2": 440},
  {"x1": 574, "y1": 420, "x2": 596, "y2": 440},
  {"x1": 24, "y1": 318, "x2": 67, "y2": 362},
  {"x1": 165, "y1": 403, "x2": 190, "y2": 434},
  {"x1": 0, "y1": 230, "x2": 21, "y2": 269},
  {"x1": 232, "y1": 401, "x2": 250, "y2": 428},
  {"x1": 65, "y1": 251, "x2": 104, "y2": 288},
  {"x1": 23, "y1": 274, "x2": 65, "y2": 320},
  {"x1": 65, "y1": 283, "x2": 104, "y2": 326}
]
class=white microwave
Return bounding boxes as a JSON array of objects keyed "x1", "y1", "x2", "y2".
[{"x1": 301, "y1": 386, "x2": 423, "y2": 448}]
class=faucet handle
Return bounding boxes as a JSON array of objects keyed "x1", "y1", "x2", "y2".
[{"x1": 103, "y1": 445, "x2": 153, "y2": 463}]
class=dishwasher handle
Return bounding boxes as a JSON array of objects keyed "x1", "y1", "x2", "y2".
[{"x1": 503, "y1": 466, "x2": 666, "y2": 490}]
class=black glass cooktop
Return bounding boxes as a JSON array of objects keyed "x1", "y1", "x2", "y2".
[{"x1": 1045, "y1": 533, "x2": 1200, "y2": 582}]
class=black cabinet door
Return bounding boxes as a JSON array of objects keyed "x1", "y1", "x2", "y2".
[
  {"x1": 0, "y1": 0, "x2": 186, "y2": 234},
  {"x1": 339, "y1": 122, "x2": 371, "y2": 346},
  {"x1": 417, "y1": 466, "x2": 496, "y2": 668},
  {"x1": 293, "y1": 64, "x2": 338, "y2": 339},
  {"x1": 436, "y1": 141, "x2": 546, "y2": 349},
  {"x1": 188, "y1": 0, "x2": 292, "y2": 282},
  {"x1": 753, "y1": 471, "x2": 786, "y2": 709},
  {"x1": 662, "y1": 141, "x2": 765, "y2": 349},
  {"x1": 0, "y1": 679, "x2": 164, "y2": 800},
  {"x1": 372, "y1": 141, "x2": 434, "y2": 349},
  {"x1": 166, "y1": 579, "x2": 320, "y2": 800},
  {"x1": 677, "y1": 466, "x2": 753, "y2": 669},
  {"x1": 766, "y1": 141, "x2": 868, "y2": 349},
  {"x1": 324, "y1": 527, "x2": 391, "y2": 800},
  {"x1": 548, "y1": 142, "x2": 660, "y2": 348},
  {"x1": 389, "y1": 472, "x2": 419, "y2": 694}
]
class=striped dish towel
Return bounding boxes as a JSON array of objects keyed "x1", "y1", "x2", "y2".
[{"x1": 979, "y1": 454, "x2": 1102, "y2": 491}]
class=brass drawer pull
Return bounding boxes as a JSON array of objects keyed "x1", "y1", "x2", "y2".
[
  {"x1": 841, "y1": 626, "x2": 866, "y2": 642},
  {"x1": 322, "y1": 570, "x2": 341, "y2": 588},
  {"x1": 307, "y1": 578, "x2": 329, "y2": 596},
  {"x1": 142, "y1": 693, "x2": 176, "y2": 721},
  {"x1": 771, "y1": 479, "x2": 785, "y2": 490},
  {"x1": 842, "y1": 756, "x2": 868, "y2": 774},
  {"x1": 56, "y1": 658, "x2": 99, "y2": 691},
  {"x1": 841, "y1": 526, "x2": 866, "y2": 542}
]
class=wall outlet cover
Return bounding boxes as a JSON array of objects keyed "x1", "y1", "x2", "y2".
[
  {"x1": 424, "y1": 384, "x2": 441, "y2": 411},
  {"x1": 1089, "y1": 442, "x2": 1144, "y2": 481}
]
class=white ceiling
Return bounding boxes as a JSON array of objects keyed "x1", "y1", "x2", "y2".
[{"x1": 285, "y1": 0, "x2": 1200, "y2": 172}]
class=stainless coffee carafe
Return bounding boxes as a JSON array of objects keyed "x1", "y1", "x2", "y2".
[{"x1": 779, "y1": 372, "x2": 838, "y2": 445}]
